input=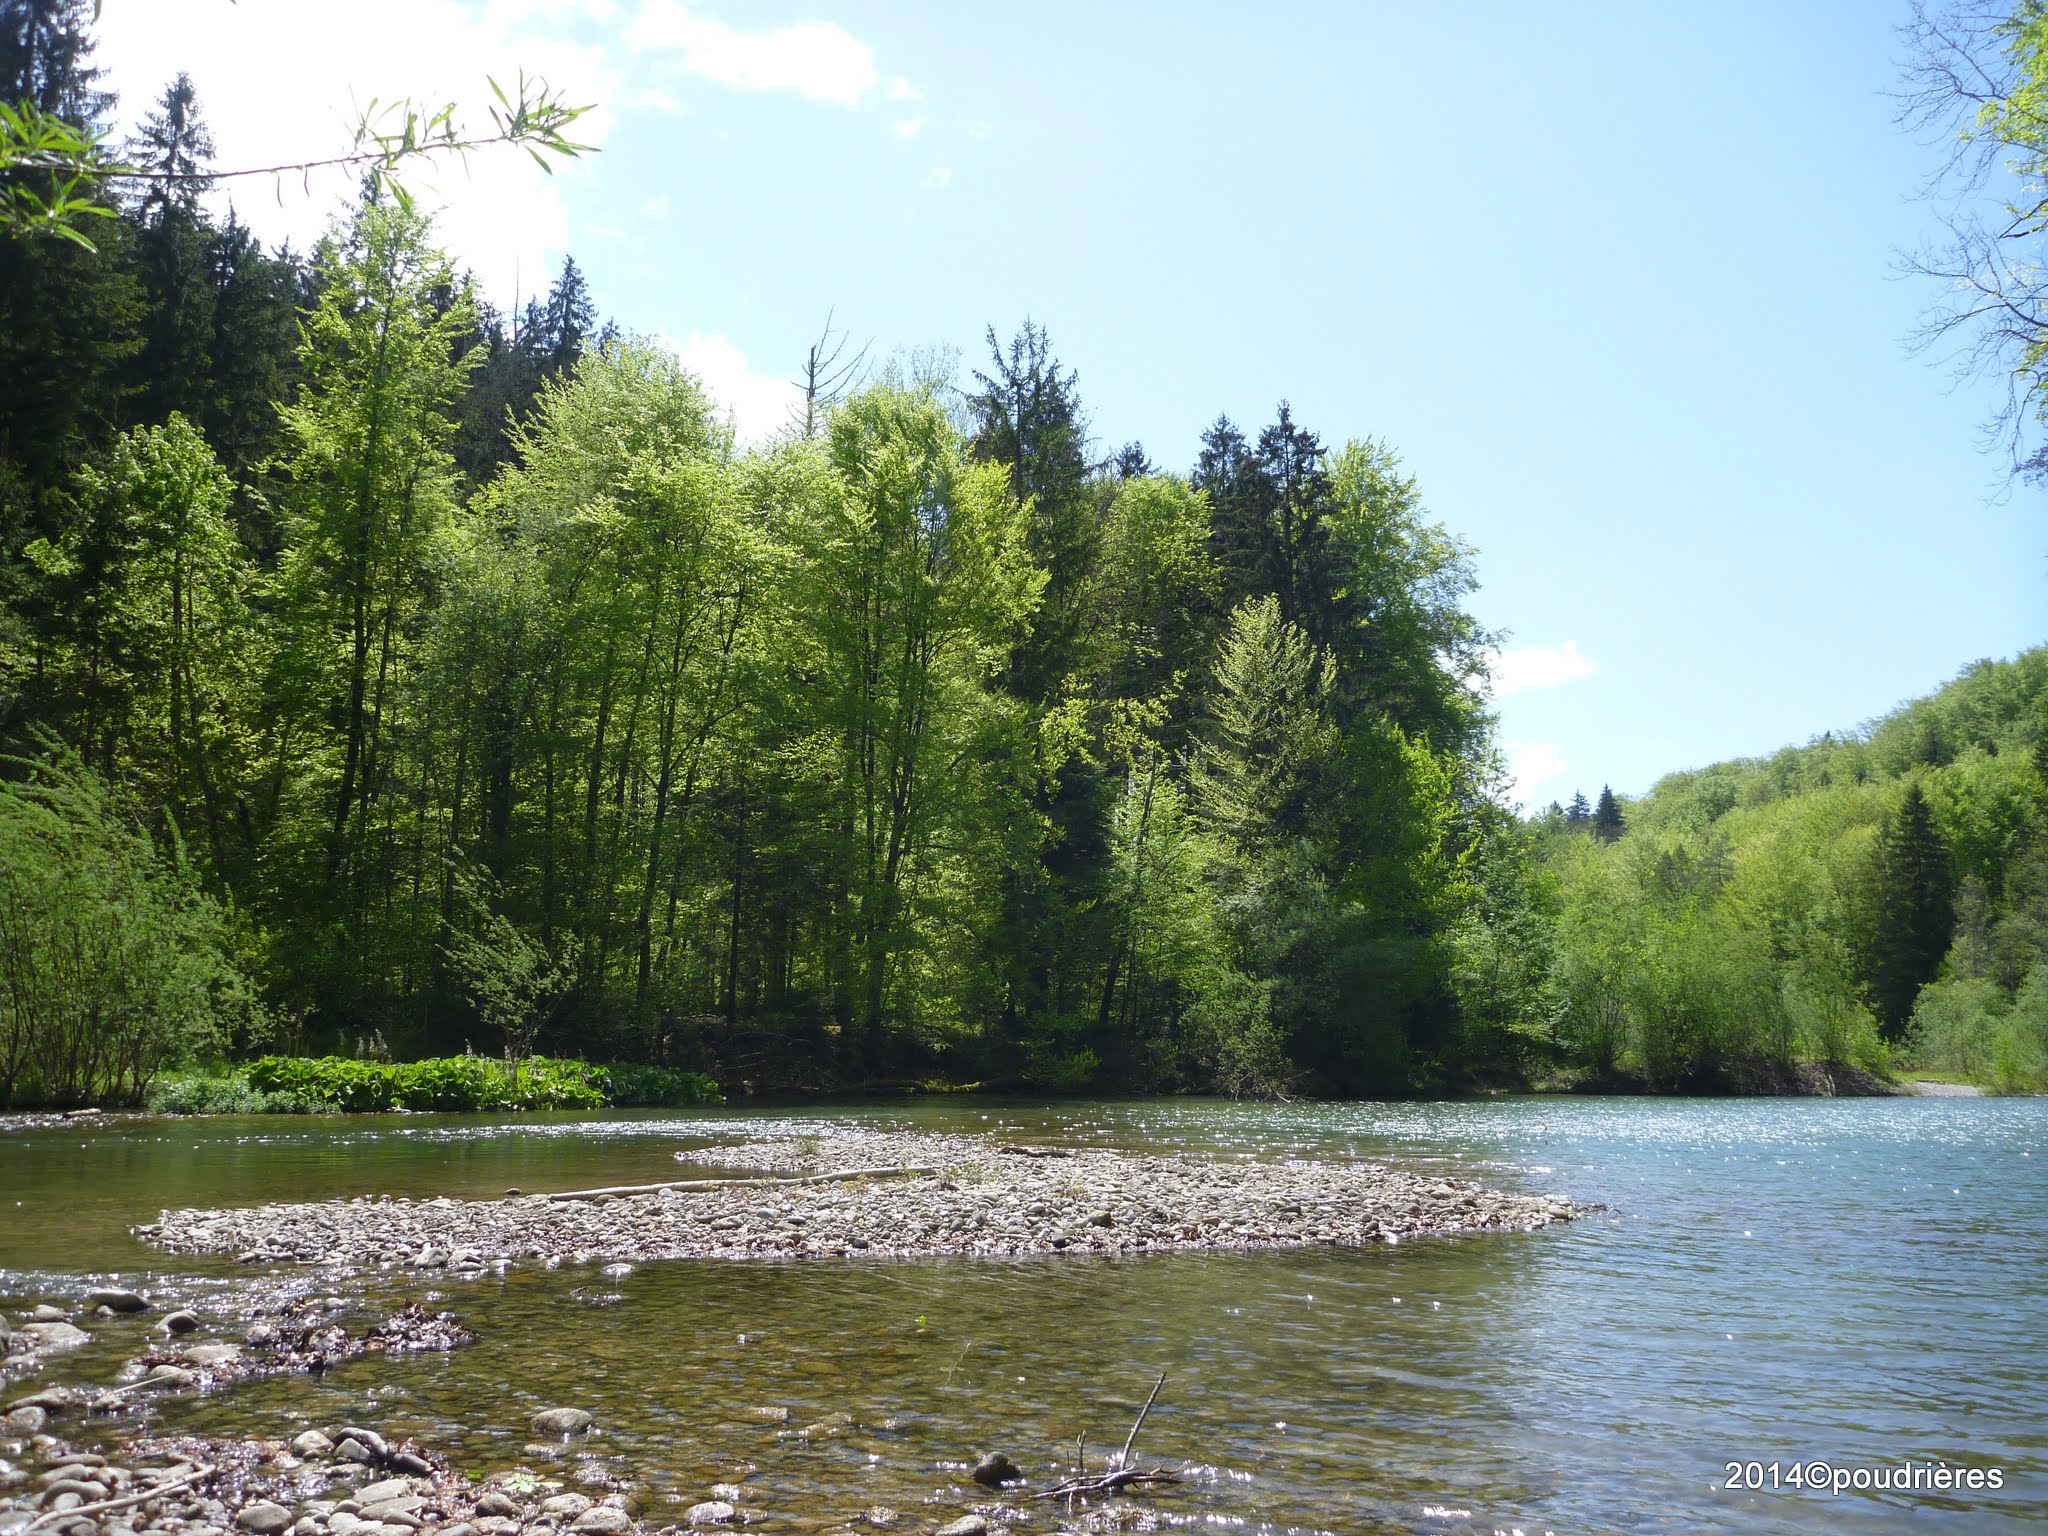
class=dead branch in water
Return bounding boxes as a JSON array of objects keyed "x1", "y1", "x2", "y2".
[
  {"x1": 543, "y1": 1166, "x2": 938, "y2": 1202},
  {"x1": 997, "y1": 1144, "x2": 1074, "y2": 1158},
  {"x1": 1034, "y1": 1370, "x2": 1182, "y2": 1504}
]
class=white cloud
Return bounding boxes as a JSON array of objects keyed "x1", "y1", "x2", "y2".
[
  {"x1": 892, "y1": 114, "x2": 926, "y2": 140},
  {"x1": 1503, "y1": 740, "x2": 1570, "y2": 806},
  {"x1": 887, "y1": 76, "x2": 922, "y2": 102},
  {"x1": 922, "y1": 165, "x2": 952, "y2": 192},
  {"x1": 629, "y1": 2, "x2": 878, "y2": 105},
  {"x1": 96, "y1": 0, "x2": 618, "y2": 310},
  {"x1": 669, "y1": 331, "x2": 802, "y2": 443},
  {"x1": 1488, "y1": 640, "x2": 1596, "y2": 698}
]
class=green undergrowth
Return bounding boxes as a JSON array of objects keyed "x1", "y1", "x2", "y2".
[{"x1": 146, "y1": 1055, "x2": 721, "y2": 1114}]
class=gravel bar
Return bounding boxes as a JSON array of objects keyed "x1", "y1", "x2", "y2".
[{"x1": 138, "y1": 1128, "x2": 1576, "y2": 1269}]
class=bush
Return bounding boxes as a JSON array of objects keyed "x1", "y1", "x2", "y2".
[
  {"x1": 598, "y1": 1062, "x2": 723, "y2": 1107},
  {"x1": 0, "y1": 749, "x2": 262, "y2": 1108},
  {"x1": 225, "y1": 1054, "x2": 723, "y2": 1113},
  {"x1": 147, "y1": 1069, "x2": 329, "y2": 1115}
]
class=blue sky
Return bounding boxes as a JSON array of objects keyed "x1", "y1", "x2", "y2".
[{"x1": 101, "y1": 0, "x2": 2045, "y2": 808}]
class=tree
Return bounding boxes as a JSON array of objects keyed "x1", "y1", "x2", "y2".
[
  {"x1": 127, "y1": 77, "x2": 219, "y2": 427},
  {"x1": 1593, "y1": 785, "x2": 1625, "y2": 842},
  {"x1": 1195, "y1": 405, "x2": 1336, "y2": 640},
  {"x1": 966, "y1": 320, "x2": 1095, "y2": 702},
  {"x1": 1897, "y1": 1, "x2": 2048, "y2": 479},
  {"x1": 269, "y1": 199, "x2": 477, "y2": 1002},
  {"x1": 1565, "y1": 790, "x2": 1591, "y2": 828},
  {"x1": 1192, "y1": 596, "x2": 1335, "y2": 854},
  {"x1": 1866, "y1": 781, "x2": 1957, "y2": 1036},
  {"x1": 784, "y1": 378, "x2": 1041, "y2": 1061},
  {"x1": 0, "y1": 0, "x2": 112, "y2": 123}
]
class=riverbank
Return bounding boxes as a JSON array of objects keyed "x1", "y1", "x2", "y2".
[
  {"x1": 143, "y1": 1127, "x2": 1575, "y2": 1268},
  {"x1": 0, "y1": 1426, "x2": 748, "y2": 1536}
]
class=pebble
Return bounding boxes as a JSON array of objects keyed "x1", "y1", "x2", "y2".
[
  {"x1": 473, "y1": 1494, "x2": 522, "y2": 1519},
  {"x1": 683, "y1": 1503, "x2": 734, "y2": 1527},
  {"x1": 568, "y1": 1509, "x2": 628, "y2": 1534},
  {"x1": 28, "y1": 1307, "x2": 67, "y2": 1325},
  {"x1": 236, "y1": 1504, "x2": 293, "y2": 1534},
  {"x1": 934, "y1": 1519, "x2": 987, "y2": 1536},
  {"x1": 290, "y1": 1431, "x2": 334, "y2": 1460},
  {"x1": 162, "y1": 1310, "x2": 202, "y2": 1335}
]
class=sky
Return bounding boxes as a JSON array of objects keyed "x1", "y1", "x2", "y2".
[{"x1": 93, "y1": 0, "x2": 2046, "y2": 810}]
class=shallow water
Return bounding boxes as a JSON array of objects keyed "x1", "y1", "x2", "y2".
[{"x1": 2, "y1": 1096, "x2": 2043, "y2": 1534}]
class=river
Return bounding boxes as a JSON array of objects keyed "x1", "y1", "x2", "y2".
[{"x1": 1, "y1": 1096, "x2": 2041, "y2": 1534}]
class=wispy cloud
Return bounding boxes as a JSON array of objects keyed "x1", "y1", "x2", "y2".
[
  {"x1": 892, "y1": 114, "x2": 926, "y2": 140},
  {"x1": 1488, "y1": 640, "x2": 1596, "y2": 698},
  {"x1": 922, "y1": 165, "x2": 952, "y2": 192},
  {"x1": 630, "y1": 2, "x2": 881, "y2": 106},
  {"x1": 668, "y1": 330, "x2": 802, "y2": 443},
  {"x1": 1503, "y1": 740, "x2": 1569, "y2": 805},
  {"x1": 887, "y1": 76, "x2": 922, "y2": 102}
]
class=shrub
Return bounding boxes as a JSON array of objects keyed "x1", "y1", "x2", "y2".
[
  {"x1": 598, "y1": 1062, "x2": 723, "y2": 1107},
  {"x1": 147, "y1": 1069, "x2": 329, "y2": 1115},
  {"x1": 0, "y1": 749, "x2": 262, "y2": 1108},
  {"x1": 231, "y1": 1054, "x2": 720, "y2": 1112}
]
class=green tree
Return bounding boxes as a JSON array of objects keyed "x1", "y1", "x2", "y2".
[
  {"x1": 269, "y1": 199, "x2": 476, "y2": 1002},
  {"x1": 1866, "y1": 781, "x2": 1957, "y2": 1035},
  {"x1": 783, "y1": 379, "x2": 1041, "y2": 1062},
  {"x1": 1592, "y1": 784, "x2": 1624, "y2": 842}
]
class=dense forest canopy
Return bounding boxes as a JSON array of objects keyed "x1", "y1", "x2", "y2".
[{"x1": 1, "y1": 0, "x2": 2044, "y2": 1106}]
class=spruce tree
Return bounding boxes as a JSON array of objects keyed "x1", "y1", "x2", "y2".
[
  {"x1": 1866, "y1": 781, "x2": 1956, "y2": 1037},
  {"x1": 0, "y1": 0, "x2": 113, "y2": 122},
  {"x1": 128, "y1": 78, "x2": 221, "y2": 428},
  {"x1": 1592, "y1": 784, "x2": 1624, "y2": 842},
  {"x1": 1565, "y1": 790, "x2": 1590, "y2": 828},
  {"x1": 204, "y1": 213, "x2": 302, "y2": 487}
]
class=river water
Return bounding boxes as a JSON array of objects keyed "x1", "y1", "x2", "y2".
[{"x1": 1, "y1": 1096, "x2": 2042, "y2": 1535}]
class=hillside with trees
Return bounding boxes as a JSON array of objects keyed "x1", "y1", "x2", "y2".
[{"x1": 1520, "y1": 651, "x2": 2048, "y2": 1093}]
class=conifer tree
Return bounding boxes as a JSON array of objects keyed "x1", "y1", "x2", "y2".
[
  {"x1": 1592, "y1": 785, "x2": 1624, "y2": 842},
  {"x1": 128, "y1": 77, "x2": 219, "y2": 426},
  {"x1": 1866, "y1": 781, "x2": 1956, "y2": 1036}
]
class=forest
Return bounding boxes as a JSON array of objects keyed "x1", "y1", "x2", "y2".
[{"x1": 2, "y1": 0, "x2": 2044, "y2": 1107}]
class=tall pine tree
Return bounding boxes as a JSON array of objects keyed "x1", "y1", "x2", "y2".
[{"x1": 1866, "y1": 781, "x2": 1955, "y2": 1037}]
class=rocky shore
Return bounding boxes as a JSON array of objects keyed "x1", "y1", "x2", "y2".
[
  {"x1": 0, "y1": 1425, "x2": 697, "y2": 1536},
  {"x1": 143, "y1": 1128, "x2": 1575, "y2": 1269}
]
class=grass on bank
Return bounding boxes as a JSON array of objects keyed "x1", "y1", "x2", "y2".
[{"x1": 146, "y1": 1055, "x2": 722, "y2": 1114}]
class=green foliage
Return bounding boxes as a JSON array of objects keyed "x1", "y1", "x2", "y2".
[
  {"x1": 245, "y1": 1053, "x2": 606, "y2": 1111},
  {"x1": 599, "y1": 1062, "x2": 723, "y2": 1107},
  {"x1": 0, "y1": 746, "x2": 261, "y2": 1107},
  {"x1": 229, "y1": 1053, "x2": 716, "y2": 1112},
  {"x1": 147, "y1": 1068, "x2": 329, "y2": 1115},
  {"x1": 1517, "y1": 649, "x2": 2048, "y2": 1090}
]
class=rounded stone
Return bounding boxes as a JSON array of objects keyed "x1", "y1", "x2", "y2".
[
  {"x1": 529, "y1": 1408, "x2": 593, "y2": 1437},
  {"x1": 683, "y1": 1504, "x2": 734, "y2": 1528},
  {"x1": 969, "y1": 1452, "x2": 1019, "y2": 1488},
  {"x1": 237, "y1": 1503, "x2": 294, "y2": 1535}
]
